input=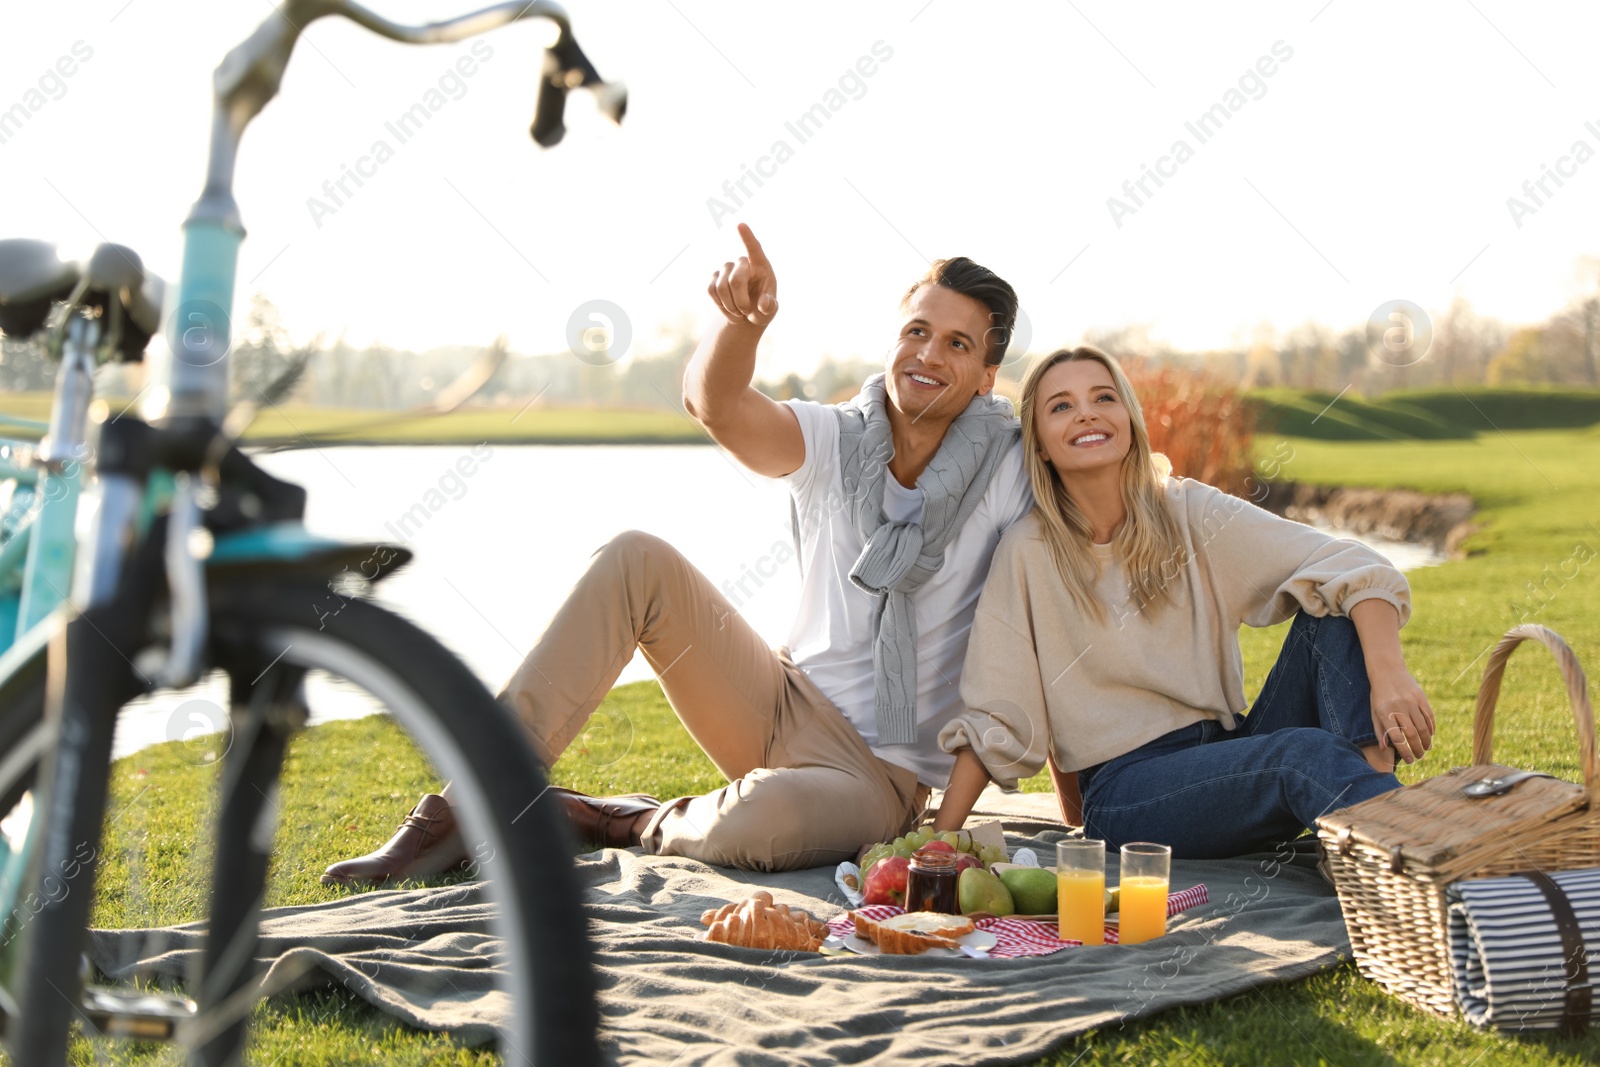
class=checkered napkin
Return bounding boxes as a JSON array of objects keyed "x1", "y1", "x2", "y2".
[{"x1": 827, "y1": 884, "x2": 1209, "y2": 959}]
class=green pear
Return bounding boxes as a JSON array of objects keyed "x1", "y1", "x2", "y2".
[
  {"x1": 958, "y1": 867, "x2": 1015, "y2": 917},
  {"x1": 999, "y1": 867, "x2": 1058, "y2": 915}
]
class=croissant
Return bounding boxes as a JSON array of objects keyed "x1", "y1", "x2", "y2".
[
  {"x1": 700, "y1": 891, "x2": 827, "y2": 951},
  {"x1": 702, "y1": 892, "x2": 828, "y2": 936},
  {"x1": 701, "y1": 891, "x2": 771, "y2": 927}
]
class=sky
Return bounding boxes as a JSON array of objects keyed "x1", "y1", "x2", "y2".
[{"x1": 3, "y1": 1, "x2": 1599, "y2": 381}]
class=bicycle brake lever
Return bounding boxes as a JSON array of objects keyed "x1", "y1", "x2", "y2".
[{"x1": 151, "y1": 475, "x2": 209, "y2": 689}]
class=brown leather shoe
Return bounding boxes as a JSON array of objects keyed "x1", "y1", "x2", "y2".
[
  {"x1": 548, "y1": 787, "x2": 661, "y2": 849},
  {"x1": 320, "y1": 793, "x2": 470, "y2": 886}
]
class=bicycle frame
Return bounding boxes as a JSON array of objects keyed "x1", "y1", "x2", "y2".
[
  {"x1": 0, "y1": 369, "x2": 90, "y2": 655},
  {"x1": 0, "y1": 314, "x2": 100, "y2": 957},
  {"x1": 0, "y1": 427, "x2": 50, "y2": 646},
  {"x1": 0, "y1": 0, "x2": 603, "y2": 711},
  {"x1": 0, "y1": 0, "x2": 619, "y2": 1033},
  {"x1": 6, "y1": 0, "x2": 606, "y2": 644}
]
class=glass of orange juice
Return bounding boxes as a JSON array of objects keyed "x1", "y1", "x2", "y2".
[
  {"x1": 1055, "y1": 839, "x2": 1105, "y2": 946},
  {"x1": 1118, "y1": 842, "x2": 1171, "y2": 945}
]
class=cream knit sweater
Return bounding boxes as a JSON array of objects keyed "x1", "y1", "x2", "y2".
[{"x1": 939, "y1": 477, "x2": 1411, "y2": 788}]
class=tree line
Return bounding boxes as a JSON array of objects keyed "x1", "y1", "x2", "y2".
[{"x1": 4, "y1": 281, "x2": 1597, "y2": 403}]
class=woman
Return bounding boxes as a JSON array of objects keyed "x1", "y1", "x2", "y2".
[{"x1": 932, "y1": 346, "x2": 1435, "y2": 857}]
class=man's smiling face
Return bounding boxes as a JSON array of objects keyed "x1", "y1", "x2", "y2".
[{"x1": 883, "y1": 284, "x2": 999, "y2": 425}]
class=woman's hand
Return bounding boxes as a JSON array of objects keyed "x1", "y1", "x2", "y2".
[
  {"x1": 1369, "y1": 666, "x2": 1435, "y2": 765},
  {"x1": 932, "y1": 748, "x2": 991, "y2": 832},
  {"x1": 1349, "y1": 599, "x2": 1435, "y2": 767}
]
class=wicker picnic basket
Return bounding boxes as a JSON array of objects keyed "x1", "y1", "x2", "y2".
[{"x1": 1315, "y1": 623, "x2": 1599, "y2": 1016}]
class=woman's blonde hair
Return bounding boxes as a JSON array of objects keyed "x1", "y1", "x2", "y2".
[{"x1": 1018, "y1": 346, "x2": 1186, "y2": 620}]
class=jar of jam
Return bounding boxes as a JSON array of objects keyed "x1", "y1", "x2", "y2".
[{"x1": 904, "y1": 848, "x2": 959, "y2": 914}]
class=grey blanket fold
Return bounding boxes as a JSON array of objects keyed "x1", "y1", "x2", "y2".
[{"x1": 89, "y1": 833, "x2": 1350, "y2": 1065}]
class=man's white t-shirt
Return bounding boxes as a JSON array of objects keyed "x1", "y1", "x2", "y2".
[{"x1": 777, "y1": 399, "x2": 1034, "y2": 787}]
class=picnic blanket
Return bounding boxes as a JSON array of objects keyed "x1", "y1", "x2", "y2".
[{"x1": 89, "y1": 830, "x2": 1351, "y2": 1064}]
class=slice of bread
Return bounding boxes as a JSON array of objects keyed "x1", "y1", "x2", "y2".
[{"x1": 851, "y1": 910, "x2": 977, "y2": 955}]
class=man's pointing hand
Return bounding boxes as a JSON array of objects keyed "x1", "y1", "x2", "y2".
[{"x1": 709, "y1": 222, "x2": 779, "y2": 328}]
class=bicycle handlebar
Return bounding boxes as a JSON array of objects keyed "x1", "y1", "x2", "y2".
[
  {"x1": 195, "y1": 0, "x2": 623, "y2": 228},
  {"x1": 531, "y1": 30, "x2": 625, "y2": 146},
  {"x1": 158, "y1": 0, "x2": 621, "y2": 424}
]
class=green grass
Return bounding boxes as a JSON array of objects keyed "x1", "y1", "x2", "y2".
[
  {"x1": 32, "y1": 428, "x2": 1600, "y2": 1063},
  {"x1": 0, "y1": 392, "x2": 707, "y2": 446}
]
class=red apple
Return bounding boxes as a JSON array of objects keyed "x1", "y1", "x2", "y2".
[
  {"x1": 861, "y1": 855, "x2": 910, "y2": 906},
  {"x1": 918, "y1": 840, "x2": 956, "y2": 854},
  {"x1": 954, "y1": 852, "x2": 982, "y2": 875}
]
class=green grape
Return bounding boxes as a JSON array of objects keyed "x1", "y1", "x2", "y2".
[
  {"x1": 894, "y1": 843, "x2": 915, "y2": 858},
  {"x1": 955, "y1": 830, "x2": 974, "y2": 853},
  {"x1": 938, "y1": 831, "x2": 959, "y2": 847},
  {"x1": 892, "y1": 836, "x2": 907, "y2": 849}
]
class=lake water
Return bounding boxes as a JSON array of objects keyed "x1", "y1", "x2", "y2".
[{"x1": 108, "y1": 445, "x2": 1441, "y2": 760}]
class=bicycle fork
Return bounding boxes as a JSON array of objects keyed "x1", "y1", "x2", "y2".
[
  {"x1": 11, "y1": 512, "x2": 169, "y2": 1064},
  {"x1": 183, "y1": 659, "x2": 308, "y2": 1067}
]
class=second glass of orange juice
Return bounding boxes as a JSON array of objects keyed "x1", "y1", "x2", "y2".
[
  {"x1": 1117, "y1": 842, "x2": 1172, "y2": 945},
  {"x1": 1055, "y1": 839, "x2": 1105, "y2": 946}
]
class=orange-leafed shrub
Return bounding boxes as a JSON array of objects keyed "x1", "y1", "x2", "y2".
[{"x1": 1123, "y1": 361, "x2": 1256, "y2": 497}]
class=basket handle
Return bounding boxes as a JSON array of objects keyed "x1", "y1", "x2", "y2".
[{"x1": 1471, "y1": 624, "x2": 1597, "y2": 801}]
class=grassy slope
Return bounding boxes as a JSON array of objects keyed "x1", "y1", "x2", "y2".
[
  {"x1": 40, "y1": 429, "x2": 1600, "y2": 1064},
  {"x1": 1247, "y1": 386, "x2": 1600, "y2": 441}
]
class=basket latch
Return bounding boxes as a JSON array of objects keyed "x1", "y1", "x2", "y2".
[
  {"x1": 1387, "y1": 844, "x2": 1405, "y2": 874},
  {"x1": 1461, "y1": 770, "x2": 1557, "y2": 798},
  {"x1": 1335, "y1": 827, "x2": 1353, "y2": 855}
]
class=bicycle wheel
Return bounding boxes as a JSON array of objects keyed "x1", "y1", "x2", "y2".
[{"x1": 6, "y1": 580, "x2": 601, "y2": 1065}]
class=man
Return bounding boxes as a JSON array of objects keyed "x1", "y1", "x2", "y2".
[{"x1": 322, "y1": 223, "x2": 1032, "y2": 879}]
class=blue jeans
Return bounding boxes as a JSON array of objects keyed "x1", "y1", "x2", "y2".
[{"x1": 1077, "y1": 612, "x2": 1401, "y2": 859}]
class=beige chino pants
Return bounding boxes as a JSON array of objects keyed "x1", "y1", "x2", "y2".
[{"x1": 497, "y1": 530, "x2": 930, "y2": 872}]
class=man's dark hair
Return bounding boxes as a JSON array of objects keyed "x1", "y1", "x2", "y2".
[{"x1": 900, "y1": 257, "x2": 1019, "y2": 367}]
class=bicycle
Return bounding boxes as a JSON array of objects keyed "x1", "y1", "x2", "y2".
[{"x1": 0, "y1": 1, "x2": 624, "y2": 1063}]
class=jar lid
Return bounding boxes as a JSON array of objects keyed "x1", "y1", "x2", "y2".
[{"x1": 910, "y1": 847, "x2": 957, "y2": 870}]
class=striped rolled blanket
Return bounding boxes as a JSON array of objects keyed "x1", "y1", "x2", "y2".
[{"x1": 1448, "y1": 867, "x2": 1600, "y2": 1033}]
